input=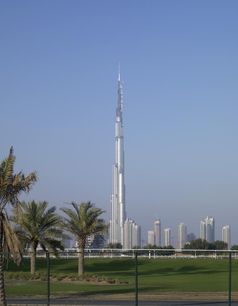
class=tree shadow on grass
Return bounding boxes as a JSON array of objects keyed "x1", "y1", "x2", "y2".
[
  {"x1": 86, "y1": 259, "x2": 136, "y2": 273},
  {"x1": 67, "y1": 283, "x2": 174, "y2": 297},
  {"x1": 138, "y1": 265, "x2": 226, "y2": 277},
  {"x1": 7, "y1": 258, "x2": 47, "y2": 272}
]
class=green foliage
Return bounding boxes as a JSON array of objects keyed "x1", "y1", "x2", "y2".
[
  {"x1": 211, "y1": 240, "x2": 228, "y2": 250},
  {"x1": 184, "y1": 239, "x2": 209, "y2": 250},
  {"x1": 107, "y1": 243, "x2": 122, "y2": 249},
  {"x1": 139, "y1": 246, "x2": 175, "y2": 256},
  {"x1": 184, "y1": 239, "x2": 227, "y2": 250}
]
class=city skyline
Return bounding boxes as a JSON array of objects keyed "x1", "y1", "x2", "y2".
[
  {"x1": 147, "y1": 217, "x2": 231, "y2": 248},
  {"x1": 1, "y1": 2, "x2": 238, "y2": 244}
]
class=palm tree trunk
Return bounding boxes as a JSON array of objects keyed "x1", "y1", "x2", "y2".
[
  {"x1": 0, "y1": 214, "x2": 6, "y2": 306},
  {"x1": 78, "y1": 247, "x2": 84, "y2": 276},
  {"x1": 30, "y1": 246, "x2": 36, "y2": 275}
]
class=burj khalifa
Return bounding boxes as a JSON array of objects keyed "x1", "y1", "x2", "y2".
[{"x1": 109, "y1": 72, "x2": 126, "y2": 245}]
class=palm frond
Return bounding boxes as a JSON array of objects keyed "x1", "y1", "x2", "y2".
[
  {"x1": 0, "y1": 147, "x2": 37, "y2": 209},
  {"x1": 2, "y1": 214, "x2": 22, "y2": 265}
]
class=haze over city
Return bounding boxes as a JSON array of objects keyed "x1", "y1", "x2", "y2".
[{"x1": 1, "y1": 1, "x2": 238, "y2": 244}]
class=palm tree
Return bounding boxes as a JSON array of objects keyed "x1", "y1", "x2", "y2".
[
  {"x1": 0, "y1": 147, "x2": 36, "y2": 305},
  {"x1": 13, "y1": 201, "x2": 64, "y2": 274},
  {"x1": 61, "y1": 202, "x2": 107, "y2": 276}
]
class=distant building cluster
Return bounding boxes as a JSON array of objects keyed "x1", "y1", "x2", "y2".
[
  {"x1": 124, "y1": 218, "x2": 141, "y2": 249},
  {"x1": 147, "y1": 216, "x2": 231, "y2": 249}
]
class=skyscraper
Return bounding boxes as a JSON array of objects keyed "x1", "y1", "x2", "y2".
[
  {"x1": 133, "y1": 223, "x2": 141, "y2": 248},
  {"x1": 178, "y1": 223, "x2": 187, "y2": 249},
  {"x1": 200, "y1": 220, "x2": 206, "y2": 240},
  {"x1": 200, "y1": 216, "x2": 215, "y2": 243},
  {"x1": 164, "y1": 228, "x2": 172, "y2": 246},
  {"x1": 148, "y1": 230, "x2": 155, "y2": 246},
  {"x1": 154, "y1": 219, "x2": 162, "y2": 247},
  {"x1": 109, "y1": 72, "x2": 126, "y2": 246},
  {"x1": 222, "y1": 225, "x2": 231, "y2": 249}
]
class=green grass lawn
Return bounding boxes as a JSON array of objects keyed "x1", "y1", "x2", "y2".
[{"x1": 5, "y1": 257, "x2": 238, "y2": 296}]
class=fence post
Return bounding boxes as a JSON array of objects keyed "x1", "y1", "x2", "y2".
[
  {"x1": 228, "y1": 251, "x2": 232, "y2": 306},
  {"x1": 46, "y1": 251, "x2": 50, "y2": 306},
  {"x1": 135, "y1": 251, "x2": 138, "y2": 306}
]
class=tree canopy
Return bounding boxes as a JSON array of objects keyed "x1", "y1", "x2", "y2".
[{"x1": 61, "y1": 202, "x2": 108, "y2": 275}]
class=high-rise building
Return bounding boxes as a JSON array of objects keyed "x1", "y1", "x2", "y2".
[
  {"x1": 132, "y1": 223, "x2": 141, "y2": 248},
  {"x1": 123, "y1": 218, "x2": 141, "y2": 249},
  {"x1": 222, "y1": 225, "x2": 231, "y2": 249},
  {"x1": 178, "y1": 223, "x2": 187, "y2": 249},
  {"x1": 205, "y1": 216, "x2": 215, "y2": 243},
  {"x1": 147, "y1": 230, "x2": 155, "y2": 246},
  {"x1": 200, "y1": 220, "x2": 206, "y2": 240},
  {"x1": 109, "y1": 72, "x2": 126, "y2": 246},
  {"x1": 154, "y1": 219, "x2": 162, "y2": 247},
  {"x1": 164, "y1": 228, "x2": 171, "y2": 246},
  {"x1": 200, "y1": 216, "x2": 215, "y2": 243}
]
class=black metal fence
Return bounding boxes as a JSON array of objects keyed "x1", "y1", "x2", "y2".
[{"x1": 4, "y1": 249, "x2": 238, "y2": 305}]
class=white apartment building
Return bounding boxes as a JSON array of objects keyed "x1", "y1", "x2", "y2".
[
  {"x1": 147, "y1": 230, "x2": 155, "y2": 246},
  {"x1": 178, "y1": 223, "x2": 187, "y2": 249},
  {"x1": 154, "y1": 219, "x2": 162, "y2": 247},
  {"x1": 222, "y1": 225, "x2": 231, "y2": 249},
  {"x1": 164, "y1": 228, "x2": 172, "y2": 246},
  {"x1": 200, "y1": 216, "x2": 215, "y2": 243}
]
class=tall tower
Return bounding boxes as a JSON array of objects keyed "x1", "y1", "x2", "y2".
[
  {"x1": 154, "y1": 219, "x2": 162, "y2": 247},
  {"x1": 164, "y1": 228, "x2": 172, "y2": 247},
  {"x1": 222, "y1": 225, "x2": 231, "y2": 249},
  {"x1": 109, "y1": 72, "x2": 126, "y2": 246},
  {"x1": 200, "y1": 220, "x2": 206, "y2": 240},
  {"x1": 200, "y1": 216, "x2": 215, "y2": 243},
  {"x1": 205, "y1": 216, "x2": 215, "y2": 243},
  {"x1": 178, "y1": 223, "x2": 187, "y2": 249},
  {"x1": 147, "y1": 230, "x2": 155, "y2": 246}
]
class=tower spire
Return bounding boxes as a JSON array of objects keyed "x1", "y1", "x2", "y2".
[
  {"x1": 117, "y1": 66, "x2": 123, "y2": 114},
  {"x1": 118, "y1": 63, "x2": 121, "y2": 81}
]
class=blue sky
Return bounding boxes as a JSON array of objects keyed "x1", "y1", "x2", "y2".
[{"x1": 1, "y1": 1, "x2": 238, "y2": 245}]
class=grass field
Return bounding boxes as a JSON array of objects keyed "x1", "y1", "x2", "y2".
[{"x1": 5, "y1": 257, "x2": 238, "y2": 296}]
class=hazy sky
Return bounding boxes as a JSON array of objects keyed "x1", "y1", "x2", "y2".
[{"x1": 1, "y1": 1, "x2": 238, "y2": 245}]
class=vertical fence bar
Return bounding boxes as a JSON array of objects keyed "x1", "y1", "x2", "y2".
[
  {"x1": 228, "y1": 251, "x2": 232, "y2": 306},
  {"x1": 135, "y1": 251, "x2": 138, "y2": 306},
  {"x1": 46, "y1": 251, "x2": 50, "y2": 306}
]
